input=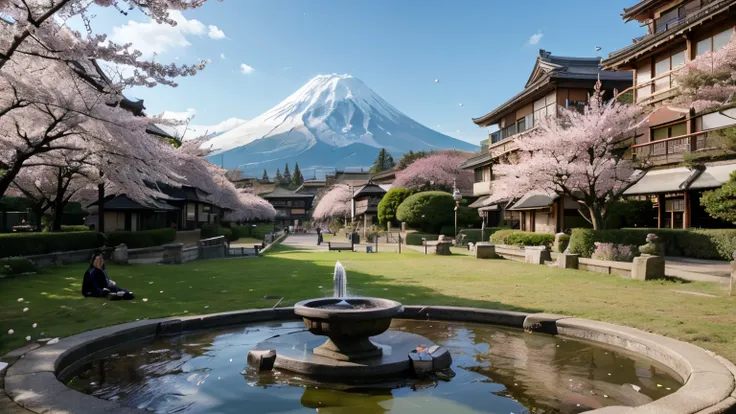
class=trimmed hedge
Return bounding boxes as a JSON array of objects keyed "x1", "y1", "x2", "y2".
[
  {"x1": 0, "y1": 257, "x2": 38, "y2": 275},
  {"x1": 439, "y1": 225, "x2": 456, "y2": 237},
  {"x1": 554, "y1": 234, "x2": 571, "y2": 253},
  {"x1": 490, "y1": 230, "x2": 555, "y2": 248},
  {"x1": 456, "y1": 228, "x2": 505, "y2": 244},
  {"x1": 0, "y1": 232, "x2": 106, "y2": 258},
  {"x1": 60, "y1": 225, "x2": 90, "y2": 232},
  {"x1": 396, "y1": 191, "x2": 455, "y2": 233},
  {"x1": 405, "y1": 233, "x2": 440, "y2": 246},
  {"x1": 232, "y1": 223, "x2": 274, "y2": 240},
  {"x1": 106, "y1": 228, "x2": 176, "y2": 249},
  {"x1": 568, "y1": 228, "x2": 736, "y2": 260}
]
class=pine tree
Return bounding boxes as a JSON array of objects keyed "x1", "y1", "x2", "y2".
[
  {"x1": 292, "y1": 163, "x2": 304, "y2": 187},
  {"x1": 275, "y1": 168, "x2": 283, "y2": 183},
  {"x1": 283, "y1": 163, "x2": 292, "y2": 184},
  {"x1": 262, "y1": 169, "x2": 270, "y2": 182},
  {"x1": 370, "y1": 148, "x2": 395, "y2": 173}
]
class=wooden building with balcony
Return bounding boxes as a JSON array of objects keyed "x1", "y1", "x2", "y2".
[
  {"x1": 603, "y1": 0, "x2": 736, "y2": 229},
  {"x1": 351, "y1": 183, "x2": 389, "y2": 231},
  {"x1": 462, "y1": 50, "x2": 632, "y2": 233},
  {"x1": 261, "y1": 187, "x2": 315, "y2": 230}
]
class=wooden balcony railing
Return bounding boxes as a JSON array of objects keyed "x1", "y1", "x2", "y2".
[{"x1": 630, "y1": 129, "x2": 720, "y2": 164}]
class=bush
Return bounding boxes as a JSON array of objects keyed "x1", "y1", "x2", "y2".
[
  {"x1": 439, "y1": 225, "x2": 456, "y2": 237},
  {"x1": 378, "y1": 188, "x2": 413, "y2": 226},
  {"x1": 0, "y1": 258, "x2": 38, "y2": 275},
  {"x1": 490, "y1": 230, "x2": 555, "y2": 248},
  {"x1": 60, "y1": 225, "x2": 90, "y2": 232},
  {"x1": 405, "y1": 233, "x2": 440, "y2": 246},
  {"x1": 232, "y1": 223, "x2": 275, "y2": 240},
  {"x1": 591, "y1": 242, "x2": 637, "y2": 262},
  {"x1": 554, "y1": 234, "x2": 570, "y2": 253},
  {"x1": 396, "y1": 191, "x2": 455, "y2": 233},
  {"x1": 606, "y1": 199, "x2": 656, "y2": 229},
  {"x1": 201, "y1": 223, "x2": 222, "y2": 239},
  {"x1": 0, "y1": 232, "x2": 106, "y2": 258},
  {"x1": 568, "y1": 228, "x2": 736, "y2": 260},
  {"x1": 106, "y1": 228, "x2": 176, "y2": 249}
]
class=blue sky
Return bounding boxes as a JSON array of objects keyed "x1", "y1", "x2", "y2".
[{"x1": 93, "y1": 0, "x2": 644, "y2": 144}]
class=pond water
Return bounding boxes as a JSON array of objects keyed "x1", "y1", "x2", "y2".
[{"x1": 64, "y1": 319, "x2": 682, "y2": 414}]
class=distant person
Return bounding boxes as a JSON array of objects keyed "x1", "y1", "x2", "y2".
[
  {"x1": 82, "y1": 254, "x2": 135, "y2": 300},
  {"x1": 317, "y1": 227, "x2": 323, "y2": 245}
]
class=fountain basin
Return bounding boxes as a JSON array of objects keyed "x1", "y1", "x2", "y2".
[{"x1": 294, "y1": 297, "x2": 403, "y2": 361}]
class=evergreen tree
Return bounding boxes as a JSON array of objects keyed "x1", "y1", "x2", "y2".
[
  {"x1": 262, "y1": 169, "x2": 270, "y2": 182},
  {"x1": 292, "y1": 163, "x2": 304, "y2": 187},
  {"x1": 396, "y1": 150, "x2": 431, "y2": 170},
  {"x1": 283, "y1": 163, "x2": 292, "y2": 183},
  {"x1": 275, "y1": 168, "x2": 283, "y2": 182},
  {"x1": 370, "y1": 148, "x2": 396, "y2": 173}
]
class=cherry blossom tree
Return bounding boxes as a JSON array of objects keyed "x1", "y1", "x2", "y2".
[
  {"x1": 673, "y1": 33, "x2": 736, "y2": 112},
  {"x1": 393, "y1": 150, "x2": 473, "y2": 192},
  {"x1": 312, "y1": 184, "x2": 352, "y2": 222},
  {"x1": 492, "y1": 81, "x2": 645, "y2": 230},
  {"x1": 224, "y1": 191, "x2": 275, "y2": 222},
  {"x1": 0, "y1": 1, "x2": 221, "y2": 199}
]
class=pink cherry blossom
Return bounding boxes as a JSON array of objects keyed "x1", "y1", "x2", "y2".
[
  {"x1": 492, "y1": 81, "x2": 646, "y2": 229},
  {"x1": 312, "y1": 184, "x2": 352, "y2": 222},
  {"x1": 674, "y1": 33, "x2": 736, "y2": 111},
  {"x1": 393, "y1": 150, "x2": 474, "y2": 192}
]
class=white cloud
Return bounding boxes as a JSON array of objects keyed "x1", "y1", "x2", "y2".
[
  {"x1": 111, "y1": 10, "x2": 221, "y2": 59},
  {"x1": 220, "y1": 53, "x2": 227, "y2": 59},
  {"x1": 240, "y1": 63, "x2": 255, "y2": 75},
  {"x1": 527, "y1": 32, "x2": 544, "y2": 45},
  {"x1": 208, "y1": 25, "x2": 226, "y2": 39},
  {"x1": 159, "y1": 109, "x2": 248, "y2": 140}
]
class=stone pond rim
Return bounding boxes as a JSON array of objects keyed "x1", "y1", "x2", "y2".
[{"x1": 3, "y1": 306, "x2": 735, "y2": 413}]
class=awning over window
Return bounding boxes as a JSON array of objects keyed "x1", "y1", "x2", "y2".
[
  {"x1": 508, "y1": 192, "x2": 558, "y2": 210},
  {"x1": 688, "y1": 163, "x2": 736, "y2": 190},
  {"x1": 469, "y1": 196, "x2": 490, "y2": 208},
  {"x1": 623, "y1": 167, "x2": 694, "y2": 195},
  {"x1": 478, "y1": 204, "x2": 500, "y2": 212}
]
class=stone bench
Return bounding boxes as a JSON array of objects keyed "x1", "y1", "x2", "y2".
[
  {"x1": 423, "y1": 239, "x2": 452, "y2": 255},
  {"x1": 524, "y1": 246, "x2": 551, "y2": 264},
  {"x1": 475, "y1": 242, "x2": 498, "y2": 259},
  {"x1": 328, "y1": 242, "x2": 354, "y2": 252}
]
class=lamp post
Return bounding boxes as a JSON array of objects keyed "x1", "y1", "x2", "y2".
[{"x1": 452, "y1": 178, "x2": 462, "y2": 237}]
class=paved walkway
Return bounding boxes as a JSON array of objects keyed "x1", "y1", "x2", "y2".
[{"x1": 665, "y1": 256, "x2": 732, "y2": 283}]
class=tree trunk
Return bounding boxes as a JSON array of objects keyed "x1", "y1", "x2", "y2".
[
  {"x1": 97, "y1": 182, "x2": 105, "y2": 234},
  {"x1": 587, "y1": 204, "x2": 605, "y2": 230},
  {"x1": 51, "y1": 168, "x2": 65, "y2": 232},
  {"x1": 0, "y1": 161, "x2": 25, "y2": 199}
]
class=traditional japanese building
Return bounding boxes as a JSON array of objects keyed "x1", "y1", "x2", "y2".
[
  {"x1": 462, "y1": 50, "x2": 632, "y2": 233},
  {"x1": 261, "y1": 187, "x2": 315, "y2": 230},
  {"x1": 295, "y1": 179, "x2": 327, "y2": 194},
  {"x1": 603, "y1": 0, "x2": 736, "y2": 229},
  {"x1": 369, "y1": 169, "x2": 397, "y2": 185},
  {"x1": 351, "y1": 183, "x2": 390, "y2": 231}
]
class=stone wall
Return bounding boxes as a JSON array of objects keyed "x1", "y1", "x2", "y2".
[
  {"x1": 183, "y1": 246, "x2": 199, "y2": 263},
  {"x1": 128, "y1": 246, "x2": 165, "y2": 265}
]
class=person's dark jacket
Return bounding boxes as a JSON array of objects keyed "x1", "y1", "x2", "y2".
[{"x1": 82, "y1": 267, "x2": 110, "y2": 297}]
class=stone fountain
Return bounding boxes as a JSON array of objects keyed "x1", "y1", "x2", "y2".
[{"x1": 247, "y1": 262, "x2": 452, "y2": 380}]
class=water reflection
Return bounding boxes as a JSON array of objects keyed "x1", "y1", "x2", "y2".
[{"x1": 64, "y1": 320, "x2": 681, "y2": 414}]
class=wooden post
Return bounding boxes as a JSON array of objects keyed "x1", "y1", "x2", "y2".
[
  {"x1": 683, "y1": 191, "x2": 691, "y2": 229},
  {"x1": 657, "y1": 194, "x2": 665, "y2": 229}
]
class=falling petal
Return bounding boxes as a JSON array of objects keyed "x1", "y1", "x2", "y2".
[
  {"x1": 666, "y1": 387, "x2": 671, "y2": 391},
  {"x1": 204, "y1": 306, "x2": 210, "y2": 309},
  {"x1": 160, "y1": 291, "x2": 164, "y2": 294},
  {"x1": 458, "y1": 103, "x2": 464, "y2": 107},
  {"x1": 183, "y1": 310, "x2": 189, "y2": 313},
  {"x1": 142, "y1": 298, "x2": 148, "y2": 302},
  {"x1": 249, "y1": 289, "x2": 254, "y2": 292},
  {"x1": 434, "y1": 79, "x2": 439, "y2": 83},
  {"x1": 603, "y1": 395, "x2": 608, "y2": 398},
  {"x1": 229, "y1": 359, "x2": 233, "y2": 362},
  {"x1": 7, "y1": 329, "x2": 14, "y2": 335},
  {"x1": 17, "y1": 298, "x2": 23, "y2": 302},
  {"x1": 25, "y1": 335, "x2": 31, "y2": 341},
  {"x1": 23, "y1": 307, "x2": 29, "y2": 312},
  {"x1": 149, "y1": 282, "x2": 154, "y2": 285},
  {"x1": 32, "y1": 323, "x2": 37, "y2": 328},
  {"x1": 657, "y1": 384, "x2": 662, "y2": 387}
]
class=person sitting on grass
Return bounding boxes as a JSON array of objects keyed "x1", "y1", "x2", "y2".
[{"x1": 81, "y1": 254, "x2": 135, "y2": 300}]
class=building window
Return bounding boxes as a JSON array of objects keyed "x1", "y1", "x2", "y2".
[
  {"x1": 636, "y1": 62, "x2": 652, "y2": 101},
  {"x1": 490, "y1": 131, "x2": 502, "y2": 144},
  {"x1": 652, "y1": 122, "x2": 687, "y2": 141},
  {"x1": 533, "y1": 92, "x2": 556, "y2": 127},
  {"x1": 565, "y1": 100, "x2": 586, "y2": 113},
  {"x1": 654, "y1": 50, "x2": 685, "y2": 93},
  {"x1": 655, "y1": 5, "x2": 685, "y2": 33},
  {"x1": 696, "y1": 28, "x2": 734, "y2": 56},
  {"x1": 516, "y1": 117, "x2": 526, "y2": 133},
  {"x1": 186, "y1": 202, "x2": 195, "y2": 220},
  {"x1": 474, "y1": 168, "x2": 483, "y2": 183}
]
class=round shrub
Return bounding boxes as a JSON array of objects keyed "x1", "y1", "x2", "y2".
[
  {"x1": 378, "y1": 188, "x2": 412, "y2": 227},
  {"x1": 396, "y1": 191, "x2": 455, "y2": 233},
  {"x1": 490, "y1": 230, "x2": 555, "y2": 248}
]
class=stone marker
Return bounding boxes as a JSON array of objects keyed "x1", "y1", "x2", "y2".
[
  {"x1": 525, "y1": 246, "x2": 551, "y2": 264},
  {"x1": 111, "y1": 244, "x2": 128, "y2": 265},
  {"x1": 553, "y1": 233, "x2": 568, "y2": 253},
  {"x1": 557, "y1": 253, "x2": 579, "y2": 269},
  {"x1": 631, "y1": 255, "x2": 665, "y2": 281},
  {"x1": 247, "y1": 349, "x2": 276, "y2": 371},
  {"x1": 434, "y1": 241, "x2": 452, "y2": 255},
  {"x1": 163, "y1": 243, "x2": 184, "y2": 265},
  {"x1": 475, "y1": 242, "x2": 498, "y2": 259}
]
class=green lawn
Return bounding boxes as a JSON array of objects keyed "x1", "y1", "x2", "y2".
[{"x1": 2, "y1": 246, "x2": 735, "y2": 364}]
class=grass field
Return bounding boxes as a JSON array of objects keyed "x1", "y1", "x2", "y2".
[{"x1": 2, "y1": 246, "x2": 735, "y2": 363}]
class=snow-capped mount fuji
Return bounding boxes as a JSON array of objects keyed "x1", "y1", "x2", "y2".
[{"x1": 204, "y1": 74, "x2": 477, "y2": 176}]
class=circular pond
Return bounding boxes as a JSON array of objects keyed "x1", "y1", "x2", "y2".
[{"x1": 63, "y1": 319, "x2": 682, "y2": 413}]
